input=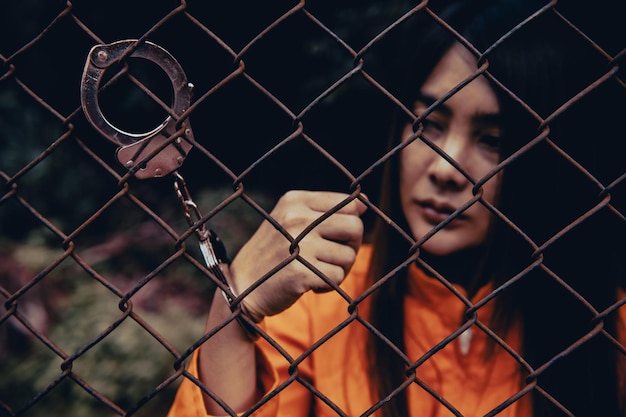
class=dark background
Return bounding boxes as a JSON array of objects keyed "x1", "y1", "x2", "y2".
[{"x1": 0, "y1": 1, "x2": 623, "y2": 416}]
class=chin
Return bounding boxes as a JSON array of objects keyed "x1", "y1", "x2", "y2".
[
  {"x1": 412, "y1": 222, "x2": 485, "y2": 258},
  {"x1": 412, "y1": 226, "x2": 455, "y2": 255},
  {"x1": 419, "y1": 241, "x2": 462, "y2": 257},
  {"x1": 416, "y1": 230, "x2": 480, "y2": 257}
]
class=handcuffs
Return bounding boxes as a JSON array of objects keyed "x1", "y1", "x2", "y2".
[{"x1": 80, "y1": 40, "x2": 258, "y2": 339}]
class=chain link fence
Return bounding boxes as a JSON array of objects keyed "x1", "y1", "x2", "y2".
[{"x1": 1, "y1": 1, "x2": 625, "y2": 416}]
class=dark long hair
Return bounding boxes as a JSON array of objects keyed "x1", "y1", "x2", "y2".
[{"x1": 365, "y1": 1, "x2": 625, "y2": 416}]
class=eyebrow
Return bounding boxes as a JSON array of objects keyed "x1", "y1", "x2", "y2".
[{"x1": 414, "y1": 92, "x2": 502, "y2": 127}]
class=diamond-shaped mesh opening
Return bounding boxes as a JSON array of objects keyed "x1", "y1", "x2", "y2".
[
  {"x1": 235, "y1": 12, "x2": 357, "y2": 113},
  {"x1": 183, "y1": 2, "x2": 298, "y2": 53}
]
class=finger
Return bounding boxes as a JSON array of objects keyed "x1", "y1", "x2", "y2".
[
  {"x1": 296, "y1": 237, "x2": 358, "y2": 295},
  {"x1": 315, "y1": 213, "x2": 364, "y2": 251},
  {"x1": 313, "y1": 240, "x2": 357, "y2": 274},
  {"x1": 302, "y1": 191, "x2": 368, "y2": 216},
  {"x1": 303, "y1": 261, "x2": 346, "y2": 292}
]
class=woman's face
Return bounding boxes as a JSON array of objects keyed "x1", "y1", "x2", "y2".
[{"x1": 400, "y1": 43, "x2": 503, "y2": 256}]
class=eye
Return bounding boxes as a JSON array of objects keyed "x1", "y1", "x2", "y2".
[
  {"x1": 478, "y1": 134, "x2": 502, "y2": 153},
  {"x1": 421, "y1": 117, "x2": 444, "y2": 139}
]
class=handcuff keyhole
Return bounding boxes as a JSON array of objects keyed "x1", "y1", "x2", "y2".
[{"x1": 98, "y1": 58, "x2": 173, "y2": 136}]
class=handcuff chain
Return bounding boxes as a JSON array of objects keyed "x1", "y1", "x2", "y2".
[
  {"x1": 173, "y1": 171, "x2": 209, "y2": 242},
  {"x1": 173, "y1": 172, "x2": 259, "y2": 339},
  {"x1": 173, "y1": 171, "x2": 232, "y2": 298}
]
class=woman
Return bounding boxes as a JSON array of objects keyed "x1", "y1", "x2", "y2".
[{"x1": 168, "y1": 0, "x2": 625, "y2": 416}]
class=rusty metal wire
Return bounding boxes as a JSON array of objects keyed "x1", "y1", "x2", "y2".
[{"x1": 1, "y1": 1, "x2": 624, "y2": 416}]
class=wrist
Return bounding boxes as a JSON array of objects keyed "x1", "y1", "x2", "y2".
[
  {"x1": 218, "y1": 280, "x2": 261, "y2": 342},
  {"x1": 201, "y1": 229, "x2": 263, "y2": 340}
]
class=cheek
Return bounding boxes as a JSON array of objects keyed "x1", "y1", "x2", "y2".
[
  {"x1": 399, "y1": 124, "x2": 427, "y2": 170},
  {"x1": 479, "y1": 172, "x2": 502, "y2": 205},
  {"x1": 399, "y1": 149, "x2": 425, "y2": 202},
  {"x1": 399, "y1": 139, "x2": 431, "y2": 186},
  {"x1": 398, "y1": 159, "x2": 412, "y2": 210},
  {"x1": 471, "y1": 173, "x2": 501, "y2": 242}
]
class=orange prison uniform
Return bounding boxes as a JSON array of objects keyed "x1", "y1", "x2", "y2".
[{"x1": 167, "y1": 245, "x2": 626, "y2": 417}]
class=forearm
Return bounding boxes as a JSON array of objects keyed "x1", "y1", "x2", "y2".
[
  {"x1": 198, "y1": 289, "x2": 259, "y2": 414},
  {"x1": 195, "y1": 190, "x2": 366, "y2": 414}
]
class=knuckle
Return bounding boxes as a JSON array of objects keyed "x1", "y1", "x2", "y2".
[
  {"x1": 280, "y1": 210, "x2": 308, "y2": 231},
  {"x1": 344, "y1": 246, "x2": 357, "y2": 265},
  {"x1": 280, "y1": 190, "x2": 304, "y2": 206},
  {"x1": 326, "y1": 264, "x2": 346, "y2": 286},
  {"x1": 342, "y1": 215, "x2": 364, "y2": 237},
  {"x1": 350, "y1": 215, "x2": 365, "y2": 233}
]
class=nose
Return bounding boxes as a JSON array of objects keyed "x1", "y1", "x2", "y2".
[{"x1": 427, "y1": 136, "x2": 469, "y2": 192}]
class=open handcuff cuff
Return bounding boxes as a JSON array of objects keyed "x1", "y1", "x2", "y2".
[{"x1": 80, "y1": 40, "x2": 258, "y2": 340}]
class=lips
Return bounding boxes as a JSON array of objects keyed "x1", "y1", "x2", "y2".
[{"x1": 418, "y1": 199, "x2": 464, "y2": 225}]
